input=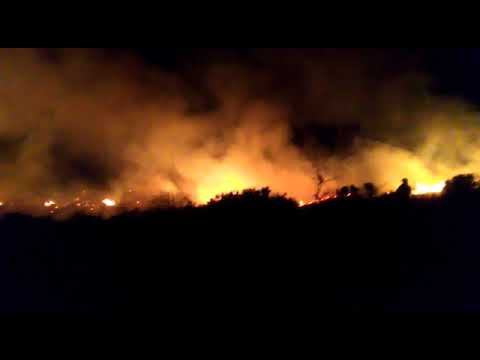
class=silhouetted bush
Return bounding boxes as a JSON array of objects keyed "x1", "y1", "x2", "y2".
[
  {"x1": 349, "y1": 185, "x2": 360, "y2": 198},
  {"x1": 206, "y1": 187, "x2": 297, "y2": 210},
  {"x1": 443, "y1": 174, "x2": 478, "y2": 198},
  {"x1": 363, "y1": 182, "x2": 378, "y2": 198},
  {"x1": 337, "y1": 186, "x2": 350, "y2": 198}
]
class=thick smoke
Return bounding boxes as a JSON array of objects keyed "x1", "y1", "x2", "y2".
[{"x1": 0, "y1": 48, "x2": 479, "y2": 212}]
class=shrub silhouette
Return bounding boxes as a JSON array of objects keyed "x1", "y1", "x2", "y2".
[
  {"x1": 349, "y1": 185, "x2": 360, "y2": 198},
  {"x1": 363, "y1": 182, "x2": 378, "y2": 198},
  {"x1": 337, "y1": 186, "x2": 350, "y2": 198},
  {"x1": 443, "y1": 174, "x2": 478, "y2": 198},
  {"x1": 206, "y1": 187, "x2": 297, "y2": 210}
]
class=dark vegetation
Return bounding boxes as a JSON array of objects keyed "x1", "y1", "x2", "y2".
[{"x1": 1, "y1": 174, "x2": 480, "y2": 316}]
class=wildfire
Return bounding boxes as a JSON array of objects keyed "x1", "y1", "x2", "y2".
[
  {"x1": 196, "y1": 167, "x2": 251, "y2": 204},
  {"x1": 102, "y1": 198, "x2": 116, "y2": 207},
  {"x1": 413, "y1": 181, "x2": 446, "y2": 195},
  {"x1": 0, "y1": 176, "x2": 460, "y2": 216}
]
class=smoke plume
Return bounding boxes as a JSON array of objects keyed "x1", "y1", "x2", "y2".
[{"x1": 0, "y1": 48, "x2": 479, "y2": 213}]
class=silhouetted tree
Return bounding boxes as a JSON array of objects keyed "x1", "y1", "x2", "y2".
[
  {"x1": 315, "y1": 171, "x2": 325, "y2": 201},
  {"x1": 363, "y1": 182, "x2": 378, "y2": 198},
  {"x1": 443, "y1": 174, "x2": 478, "y2": 198},
  {"x1": 395, "y1": 178, "x2": 411, "y2": 199},
  {"x1": 314, "y1": 169, "x2": 336, "y2": 201}
]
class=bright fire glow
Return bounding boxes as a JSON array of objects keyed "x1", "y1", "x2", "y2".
[
  {"x1": 102, "y1": 198, "x2": 116, "y2": 207},
  {"x1": 413, "y1": 181, "x2": 446, "y2": 195},
  {"x1": 44, "y1": 200, "x2": 56, "y2": 207},
  {"x1": 196, "y1": 167, "x2": 251, "y2": 204},
  {"x1": 0, "y1": 177, "x2": 458, "y2": 215}
]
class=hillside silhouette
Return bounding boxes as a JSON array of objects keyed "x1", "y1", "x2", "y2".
[{"x1": 1, "y1": 174, "x2": 480, "y2": 316}]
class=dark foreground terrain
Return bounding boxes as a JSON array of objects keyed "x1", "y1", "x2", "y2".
[{"x1": 1, "y1": 191, "x2": 480, "y2": 317}]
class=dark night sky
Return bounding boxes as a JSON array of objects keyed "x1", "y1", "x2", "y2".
[
  {"x1": 423, "y1": 48, "x2": 480, "y2": 103},
  {"x1": 129, "y1": 48, "x2": 480, "y2": 106}
]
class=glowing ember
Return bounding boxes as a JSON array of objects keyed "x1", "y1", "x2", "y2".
[
  {"x1": 413, "y1": 181, "x2": 446, "y2": 195},
  {"x1": 0, "y1": 202, "x2": 3, "y2": 207},
  {"x1": 102, "y1": 198, "x2": 116, "y2": 207},
  {"x1": 299, "y1": 200, "x2": 305, "y2": 207},
  {"x1": 44, "y1": 200, "x2": 56, "y2": 207}
]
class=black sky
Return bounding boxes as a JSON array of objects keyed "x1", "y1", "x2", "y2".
[{"x1": 129, "y1": 48, "x2": 480, "y2": 106}]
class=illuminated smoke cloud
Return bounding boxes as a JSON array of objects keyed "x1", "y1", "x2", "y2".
[{"x1": 0, "y1": 48, "x2": 479, "y2": 215}]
